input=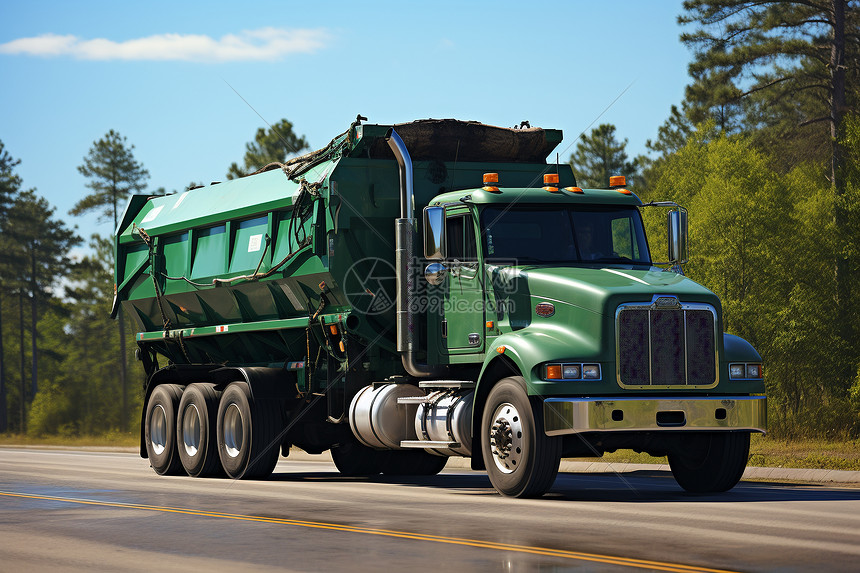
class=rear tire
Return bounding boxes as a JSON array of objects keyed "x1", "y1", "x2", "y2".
[
  {"x1": 480, "y1": 377, "x2": 561, "y2": 497},
  {"x1": 177, "y1": 383, "x2": 222, "y2": 477},
  {"x1": 216, "y1": 382, "x2": 281, "y2": 479},
  {"x1": 144, "y1": 384, "x2": 184, "y2": 476},
  {"x1": 669, "y1": 432, "x2": 750, "y2": 493}
]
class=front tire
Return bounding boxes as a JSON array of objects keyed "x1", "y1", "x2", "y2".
[
  {"x1": 331, "y1": 439, "x2": 386, "y2": 476},
  {"x1": 216, "y1": 382, "x2": 281, "y2": 479},
  {"x1": 480, "y1": 377, "x2": 561, "y2": 497},
  {"x1": 669, "y1": 432, "x2": 750, "y2": 493},
  {"x1": 144, "y1": 384, "x2": 184, "y2": 476},
  {"x1": 381, "y1": 450, "x2": 448, "y2": 476},
  {"x1": 177, "y1": 383, "x2": 222, "y2": 477}
]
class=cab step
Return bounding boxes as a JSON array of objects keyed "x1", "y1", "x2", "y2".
[
  {"x1": 400, "y1": 440, "x2": 461, "y2": 449},
  {"x1": 418, "y1": 380, "x2": 475, "y2": 389}
]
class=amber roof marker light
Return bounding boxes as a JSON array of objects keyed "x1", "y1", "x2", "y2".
[
  {"x1": 609, "y1": 175, "x2": 632, "y2": 195},
  {"x1": 543, "y1": 173, "x2": 560, "y2": 193},
  {"x1": 609, "y1": 175, "x2": 626, "y2": 187},
  {"x1": 483, "y1": 172, "x2": 501, "y2": 193}
]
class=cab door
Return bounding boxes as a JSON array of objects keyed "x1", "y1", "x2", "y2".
[{"x1": 442, "y1": 210, "x2": 485, "y2": 355}]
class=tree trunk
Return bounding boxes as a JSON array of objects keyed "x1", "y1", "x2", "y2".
[
  {"x1": 119, "y1": 309, "x2": 127, "y2": 432},
  {"x1": 18, "y1": 289, "x2": 26, "y2": 433},
  {"x1": 113, "y1": 197, "x2": 128, "y2": 433},
  {"x1": 0, "y1": 286, "x2": 7, "y2": 433},
  {"x1": 830, "y1": 0, "x2": 851, "y2": 374},
  {"x1": 29, "y1": 248, "x2": 37, "y2": 399}
]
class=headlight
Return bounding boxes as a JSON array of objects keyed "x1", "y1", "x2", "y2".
[
  {"x1": 583, "y1": 364, "x2": 601, "y2": 379},
  {"x1": 543, "y1": 363, "x2": 601, "y2": 381},
  {"x1": 563, "y1": 365, "x2": 581, "y2": 379},
  {"x1": 729, "y1": 363, "x2": 762, "y2": 380}
]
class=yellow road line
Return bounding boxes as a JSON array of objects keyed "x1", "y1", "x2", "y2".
[{"x1": 0, "y1": 490, "x2": 739, "y2": 573}]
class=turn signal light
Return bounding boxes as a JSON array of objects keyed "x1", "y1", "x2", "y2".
[{"x1": 545, "y1": 364, "x2": 562, "y2": 380}]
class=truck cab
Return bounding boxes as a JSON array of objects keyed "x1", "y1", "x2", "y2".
[{"x1": 406, "y1": 173, "x2": 766, "y2": 496}]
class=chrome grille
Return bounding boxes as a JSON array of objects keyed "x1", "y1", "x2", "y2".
[{"x1": 617, "y1": 303, "x2": 717, "y2": 387}]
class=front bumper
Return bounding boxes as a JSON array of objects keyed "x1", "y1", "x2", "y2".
[{"x1": 543, "y1": 396, "x2": 766, "y2": 436}]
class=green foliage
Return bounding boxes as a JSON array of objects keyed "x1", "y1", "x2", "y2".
[
  {"x1": 26, "y1": 235, "x2": 139, "y2": 436},
  {"x1": 4, "y1": 190, "x2": 80, "y2": 296},
  {"x1": 0, "y1": 139, "x2": 23, "y2": 432},
  {"x1": 72, "y1": 130, "x2": 150, "y2": 228},
  {"x1": 569, "y1": 124, "x2": 639, "y2": 188},
  {"x1": 0, "y1": 135, "x2": 139, "y2": 437},
  {"x1": 226, "y1": 119, "x2": 310, "y2": 180}
]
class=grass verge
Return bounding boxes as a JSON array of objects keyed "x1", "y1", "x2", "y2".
[
  {"x1": 0, "y1": 433, "x2": 138, "y2": 449},
  {"x1": 566, "y1": 434, "x2": 860, "y2": 471}
]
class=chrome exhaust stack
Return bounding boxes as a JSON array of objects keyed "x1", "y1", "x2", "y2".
[{"x1": 385, "y1": 128, "x2": 445, "y2": 378}]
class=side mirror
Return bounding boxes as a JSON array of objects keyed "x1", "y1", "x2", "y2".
[
  {"x1": 423, "y1": 206, "x2": 446, "y2": 260},
  {"x1": 424, "y1": 262, "x2": 448, "y2": 286},
  {"x1": 667, "y1": 209, "x2": 688, "y2": 264}
]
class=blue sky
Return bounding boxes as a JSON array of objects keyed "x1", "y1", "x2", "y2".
[{"x1": 0, "y1": 0, "x2": 691, "y2": 240}]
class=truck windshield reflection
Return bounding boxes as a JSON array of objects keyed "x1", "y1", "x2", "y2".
[{"x1": 481, "y1": 204, "x2": 651, "y2": 265}]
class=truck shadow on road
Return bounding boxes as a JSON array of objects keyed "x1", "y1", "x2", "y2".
[
  {"x1": 545, "y1": 471, "x2": 860, "y2": 503},
  {"x1": 268, "y1": 468, "x2": 860, "y2": 503}
]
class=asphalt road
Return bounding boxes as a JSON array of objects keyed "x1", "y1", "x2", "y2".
[{"x1": 1, "y1": 448, "x2": 859, "y2": 572}]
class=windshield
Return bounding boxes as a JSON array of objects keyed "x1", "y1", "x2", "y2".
[{"x1": 480, "y1": 204, "x2": 651, "y2": 265}]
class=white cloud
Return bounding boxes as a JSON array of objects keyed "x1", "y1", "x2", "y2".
[{"x1": 0, "y1": 28, "x2": 329, "y2": 62}]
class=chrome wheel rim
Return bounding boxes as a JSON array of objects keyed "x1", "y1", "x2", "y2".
[
  {"x1": 182, "y1": 404, "x2": 201, "y2": 457},
  {"x1": 223, "y1": 403, "x2": 244, "y2": 458},
  {"x1": 150, "y1": 404, "x2": 167, "y2": 456},
  {"x1": 489, "y1": 402, "x2": 523, "y2": 474}
]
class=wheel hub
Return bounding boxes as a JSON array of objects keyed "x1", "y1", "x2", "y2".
[
  {"x1": 491, "y1": 420, "x2": 513, "y2": 459},
  {"x1": 182, "y1": 404, "x2": 201, "y2": 457},
  {"x1": 150, "y1": 404, "x2": 167, "y2": 456},
  {"x1": 222, "y1": 403, "x2": 244, "y2": 458},
  {"x1": 488, "y1": 402, "x2": 524, "y2": 474}
]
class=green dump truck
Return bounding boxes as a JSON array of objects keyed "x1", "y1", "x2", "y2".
[{"x1": 114, "y1": 118, "x2": 766, "y2": 497}]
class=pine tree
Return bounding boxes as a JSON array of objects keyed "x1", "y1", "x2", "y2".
[
  {"x1": 226, "y1": 119, "x2": 310, "y2": 179},
  {"x1": 569, "y1": 124, "x2": 639, "y2": 188},
  {"x1": 72, "y1": 130, "x2": 149, "y2": 432},
  {"x1": 4, "y1": 191, "x2": 80, "y2": 428},
  {"x1": 0, "y1": 140, "x2": 23, "y2": 432}
]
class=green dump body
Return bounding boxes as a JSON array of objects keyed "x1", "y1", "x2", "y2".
[{"x1": 115, "y1": 120, "x2": 569, "y2": 392}]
